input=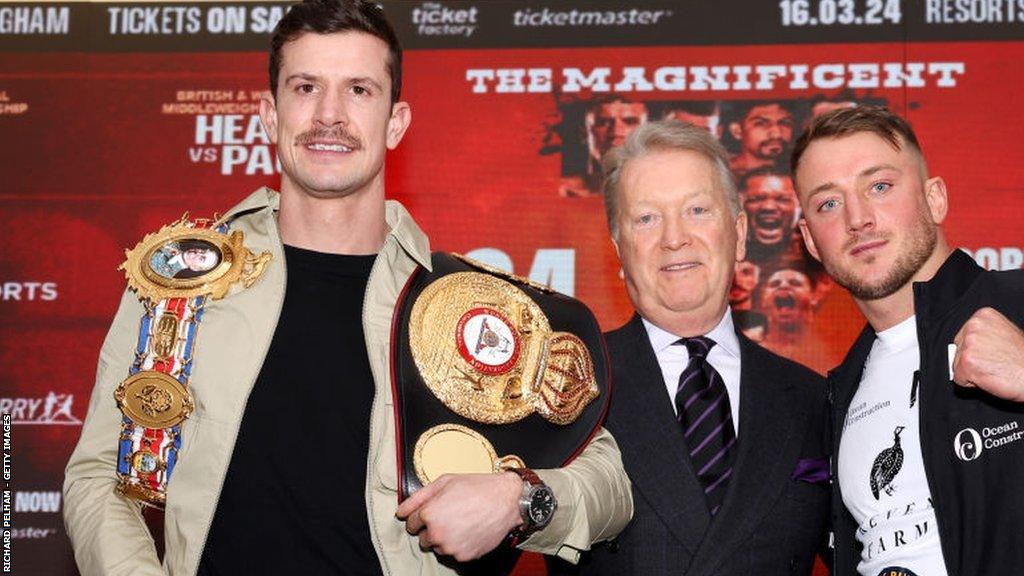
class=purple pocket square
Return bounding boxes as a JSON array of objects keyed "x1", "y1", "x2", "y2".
[{"x1": 791, "y1": 458, "x2": 830, "y2": 484}]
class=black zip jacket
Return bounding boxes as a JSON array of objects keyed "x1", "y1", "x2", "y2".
[{"x1": 828, "y1": 249, "x2": 1024, "y2": 576}]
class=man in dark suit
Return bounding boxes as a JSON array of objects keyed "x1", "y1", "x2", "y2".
[{"x1": 556, "y1": 119, "x2": 829, "y2": 575}]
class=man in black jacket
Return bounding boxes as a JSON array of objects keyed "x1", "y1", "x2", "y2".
[
  {"x1": 552, "y1": 119, "x2": 830, "y2": 576},
  {"x1": 792, "y1": 105, "x2": 1024, "y2": 576}
]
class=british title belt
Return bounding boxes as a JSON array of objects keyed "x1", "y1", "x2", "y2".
[
  {"x1": 113, "y1": 214, "x2": 270, "y2": 507},
  {"x1": 393, "y1": 253, "x2": 611, "y2": 499}
]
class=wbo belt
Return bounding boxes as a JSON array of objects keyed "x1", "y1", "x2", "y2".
[
  {"x1": 392, "y1": 252, "x2": 611, "y2": 499},
  {"x1": 113, "y1": 214, "x2": 271, "y2": 507}
]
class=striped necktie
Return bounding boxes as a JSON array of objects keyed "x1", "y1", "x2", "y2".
[{"x1": 675, "y1": 336, "x2": 736, "y2": 516}]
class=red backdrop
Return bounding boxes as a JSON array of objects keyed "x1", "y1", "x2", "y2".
[{"x1": 2, "y1": 1, "x2": 1023, "y2": 574}]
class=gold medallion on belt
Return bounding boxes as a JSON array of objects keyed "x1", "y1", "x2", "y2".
[
  {"x1": 114, "y1": 371, "x2": 194, "y2": 429},
  {"x1": 409, "y1": 271, "x2": 599, "y2": 425},
  {"x1": 119, "y1": 213, "x2": 272, "y2": 302}
]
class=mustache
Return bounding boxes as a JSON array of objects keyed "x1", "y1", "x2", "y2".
[{"x1": 295, "y1": 127, "x2": 362, "y2": 150}]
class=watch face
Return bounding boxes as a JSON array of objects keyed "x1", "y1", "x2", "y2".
[{"x1": 529, "y1": 487, "x2": 556, "y2": 525}]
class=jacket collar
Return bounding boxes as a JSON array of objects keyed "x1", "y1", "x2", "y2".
[
  {"x1": 384, "y1": 199, "x2": 432, "y2": 271},
  {"x1": 830, "y1": 249, "x2": 982, "y2": 410},
  {"x1": 220, "y1": 186, "x2": 280, "y2": 221},
  {"x1": 221, "y1": 187, "x2": 432, "y2": 271},
  {"x1": 830, "y1": 324, "x2": 875, "y2": 411},
  {"x1": 912, "y1": 248, "x2": 982, "y2": 323},
  {"x1": 612, "y1": 314, "x2": 711, "y2": 556}
]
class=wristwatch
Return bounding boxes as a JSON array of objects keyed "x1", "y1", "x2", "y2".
[{"x1": 508, "y1": 468, "x2": 557, "y2": 544}]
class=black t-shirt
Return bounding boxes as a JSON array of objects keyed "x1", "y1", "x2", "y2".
[{"x1": 198, "y1": 245, "x2": 383, "y2": 576}]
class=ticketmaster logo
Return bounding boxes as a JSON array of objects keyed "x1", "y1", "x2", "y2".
[
  {"x1": 512, "y1": 7, "x2": 672, "y2": 27},
  {"x1": 411, "y1": 2, "x2": 478, "y2": 37}
]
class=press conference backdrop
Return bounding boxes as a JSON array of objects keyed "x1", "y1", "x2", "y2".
[{"x1": 2, "y1": 0, "x2": 1023, "y2": 574}]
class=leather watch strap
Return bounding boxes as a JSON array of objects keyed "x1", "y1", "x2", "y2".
[{"x1": 509, "y1": 467, "x2": 542, "y2": 487}]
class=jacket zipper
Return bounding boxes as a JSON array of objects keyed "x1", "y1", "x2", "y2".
[
  {"x1": 362, "y1": 240, "x2": 392, "y2": 576},
  {"x1": 826, "y1": 371, "x2": 840, "y2": 573},
  {"x1": 913, "y1": 304, "x2": 955, "y2": 576}
]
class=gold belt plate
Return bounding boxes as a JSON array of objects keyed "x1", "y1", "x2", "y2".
[
  {"x1": 410, "y1": 272, "x2": 549, "y2": 424},
  {"x1": 409, "y1": 271, "x2": 599, "y2": 425},
  {"x1": 114, "y1": 371, "x2": 195, "y2": 429}
]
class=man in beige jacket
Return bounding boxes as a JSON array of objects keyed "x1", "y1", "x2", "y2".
[{"x1": 63, "y1": 1, "x2": 632, "y2": 575}]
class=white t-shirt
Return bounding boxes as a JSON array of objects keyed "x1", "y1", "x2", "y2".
[{"x1": 837, "y1": 315, "x2": 948, "y2": 576}]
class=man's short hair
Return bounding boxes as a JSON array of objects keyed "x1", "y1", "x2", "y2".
[
  {"x1": 727, "y1": 100, "x2": 794, "y2": 126},
  {"x1": 737, "y1": 164, "x2": 791, "y2": 193},
  {"x1": 177, "y1": 239, "x2": 215, "y2": 253},
  {"x1": 662, "y1": 101, "x2": 719, "y2": 118},
  {"x1": 601, "y1": 119, "x2": 739, "y2": 237},
  {"x1": 790, "y1": 105, "x2": 923, "y2": 174},
  {"x1": 269, "y1": 0, "x2": 403, "y2": 103},
  {"x1": 763, "y1": 256, "x2": 819, "y2": 291},
  {"x1": 588, "y1": 95, "x2": 637, "y2": 112}
]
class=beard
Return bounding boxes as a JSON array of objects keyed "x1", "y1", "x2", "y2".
[
  {"x1": 755, "y1": 139, "x2": 787, "y2": 159},
  {"x1": 825, "y1": 209, "x2": 938, "y2": 301}
]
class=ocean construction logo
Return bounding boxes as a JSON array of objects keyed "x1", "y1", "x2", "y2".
[
  {"x1": 512, "y1": 7, "x2": 672, "y2": 27},
  {"x1": 0, "y1": 393, "x2": 81, "y2": 426},
  {"x1": 954, "y1": 420, "x2": 1024, "y2": 462},
  {"x1": 411, "y1": 2, "x2": 478, "y2": 37}
]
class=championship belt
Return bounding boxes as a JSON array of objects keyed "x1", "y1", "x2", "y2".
[
  {"x1": 393, "y1": 253, "x2": 611, "y2": 499},
  {"x1": 113, "y1": 214, "x2": 271, "y2": 507}
]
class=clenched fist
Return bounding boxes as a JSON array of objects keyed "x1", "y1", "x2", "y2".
[{"x1": 952, "y1": 307, "x2": 1024, "y2": 402}]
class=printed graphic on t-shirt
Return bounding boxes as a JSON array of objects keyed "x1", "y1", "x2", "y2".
[
  {"x1": 855, "y1": 497, "x2": 940, "y2": 564},
  {"x1": 838, "y1": 316, "x2": 948, "y2": 575},
  {"x1": 869, "y1": 426, "x2": 905, "y2": 500},
  {"x1": 845, "y1": 399, "x2": 892, "y2": 430}
]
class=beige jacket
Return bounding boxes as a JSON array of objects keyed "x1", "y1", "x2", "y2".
[{"x1": 64, "y1": 188, "x2": 633, "y2": 576}]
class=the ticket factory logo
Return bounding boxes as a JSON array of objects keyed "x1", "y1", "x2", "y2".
[
  {"x1": 954, "y1": 420, "x2": 1024, "y2": 461},
  {"x1": 411, "y1": 2, "x2": 478, "y2": 37},
  {"x1": 190, "y1": 114, "x2": 279, "y2": 176},
  {"x1": 0, "y1": 393, "x2": 81, "y2": 426}
]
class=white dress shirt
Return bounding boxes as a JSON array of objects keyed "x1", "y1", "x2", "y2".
[{"x1": 642, "y1": 310, "x2": 743, "y2": 434}]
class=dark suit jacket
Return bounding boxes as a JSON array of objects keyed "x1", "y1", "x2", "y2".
[{"x1": 552, "y1": 314, "x2": 829, "y2": 576}]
